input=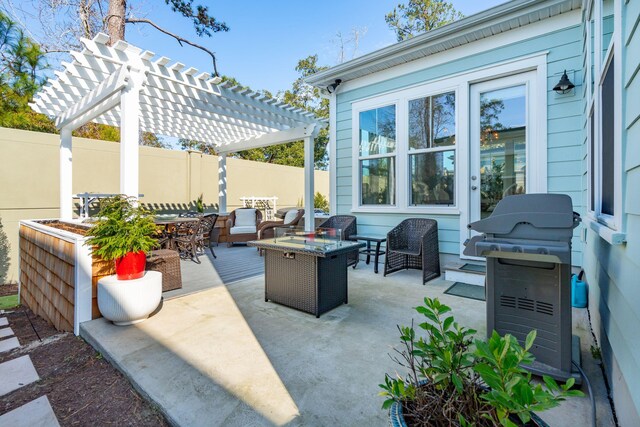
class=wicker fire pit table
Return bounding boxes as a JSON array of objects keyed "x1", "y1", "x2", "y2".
[{"x1": 248, "y1": 228, "x2": 364, "y2": 318}]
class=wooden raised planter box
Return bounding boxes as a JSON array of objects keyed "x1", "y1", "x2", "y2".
[{"x1": 19, "y1": 219, "x2": 114, "y2": 335}]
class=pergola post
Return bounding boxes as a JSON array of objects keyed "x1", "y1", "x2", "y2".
[
  {"x1": 304, "y1": 136, "x2": 315, "y2": 232},
  {"x1": 218, "y1": 153, "x2": 227, "y2": 213},
  {"x1": 119, "y1": 72, "x2": 144, "y2": 199},
  {"x1": 59, "y1": 127, "x2": 73, "y2": 219}
]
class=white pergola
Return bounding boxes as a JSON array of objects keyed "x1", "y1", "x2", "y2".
[{"x1": 31, "y1": 33, "x2": 324, "y2": 228}]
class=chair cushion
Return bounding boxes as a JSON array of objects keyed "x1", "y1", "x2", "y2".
[
  {"x1": 283, "y1": 209, "x2": 299, "y2": 225},
  {"x1": 234, "y1": 209, "x2": 256, "y2": 226},
  {"x1": 229, "y1": 225, "x2": 257, "y2": 235}
]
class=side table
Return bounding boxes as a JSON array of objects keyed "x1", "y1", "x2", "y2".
[{"x1": 349, "y1": 234, "x2": 386, "y2": 274}]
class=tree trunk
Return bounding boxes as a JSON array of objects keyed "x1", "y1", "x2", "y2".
[{"x1": 106, "y1": 0, "x2": 126, "y2": 45}]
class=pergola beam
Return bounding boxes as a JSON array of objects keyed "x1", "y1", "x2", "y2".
[
  {"x1": 55, "y1": 66, "x2": 130, "y2": 130},
  {"x1": 216, "y1": 124, "x2": 319, "y2": 154}
]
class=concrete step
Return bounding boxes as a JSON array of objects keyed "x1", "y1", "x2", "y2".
[{"x1": 444, "y1": 263, "x2": 486, "y2": 286}]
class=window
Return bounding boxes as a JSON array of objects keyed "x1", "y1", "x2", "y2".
[
  {"x1": 587, "y1": 0, "x2": 621, "y2": 233},
  {"x1": 358, "y1": 105, "x2": 396, "y2": 205},
  {"x1": 408, "y1": 92, "x2": 456, "y2": 206},
  {"x1": 600, "y1": 60, "x2": 615, "y2": 216}
]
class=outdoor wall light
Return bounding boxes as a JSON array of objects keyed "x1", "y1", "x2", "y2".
[
  {"x1": 553, "y1": 70, "x2": 575, "y2": 94},
  {"x1": 326, "y1": 79, "x2": 342, "y2": 94}
]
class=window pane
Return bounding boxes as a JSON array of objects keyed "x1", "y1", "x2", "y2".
[
  {"x1": 359, "y1": 105, "x2": 396, "y2": 156},
  {"x1": 410, "y1": 150, "x2": 455, "y2": 206},
  {"x1": 601, "y1": 0, "x2": 614, "y2": 63},
  {"x1": 361, "y1": 157, "x2": 395, "y2": 205},
  {"x1": 601, "y1": 60, "x2": 614, "y2": 216},
  {"x1": 589, "y1": 110, "x2": 595, "y2": 211},
  {"x1": 589, "y1": 18, "x2": 595, "y2": 95},
  {"x1": 409, "y1": 97, "x2": 430, "y2": 149},
  {"x1": 432, "y1": 93, "x2": 456, "y2": 147},
  {"x1": 409, "y1": 92, "x2": 456, "y2": 150}
]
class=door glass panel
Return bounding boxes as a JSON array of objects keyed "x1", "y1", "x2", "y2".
[{"x1": 479, "y1": 85, "x2": 526, "y2": 219}]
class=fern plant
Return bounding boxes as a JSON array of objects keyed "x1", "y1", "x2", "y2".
[{"x1": 86, "y1": 196, "x2": 159, "y2": 261}]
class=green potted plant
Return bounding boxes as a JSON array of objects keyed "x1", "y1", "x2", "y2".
[
  {"x1": 86, "y1": 195, "x2": 158, "y2": 280},
  {"x1": 380, "y1": 298, "x2": 583, "y2": 426}
]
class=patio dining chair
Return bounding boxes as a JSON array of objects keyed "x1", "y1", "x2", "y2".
[
  {"x1": 383, "y1": 218, "x2": 440, "y2": 285},
  {"x1": 179, "y1": 211, "x2": 201, "y2": 218},
  {"x1": 318, "y1": 215, "x2": 358, "y2": 268},
  {"x1": 199, "y1": 213, "x2": 219, "y2": 258},
  {"x1": 173, "y1": 218, "x2": 203, "y2": 263}
]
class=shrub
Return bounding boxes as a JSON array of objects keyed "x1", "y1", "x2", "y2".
[
  {"x1": 379, "y1": 298, "x2": 582, "y2": 426},
  {"x1": 86, "y1": 195, "x2": 159, "y2": 261}
]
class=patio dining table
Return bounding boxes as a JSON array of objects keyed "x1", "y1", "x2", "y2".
[{"x1": 154, "y1": 216, "x2": 199, "y2": 250}]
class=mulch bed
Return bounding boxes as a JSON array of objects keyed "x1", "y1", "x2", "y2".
[
  {"x1": 35, "y1": 220, "x2": 89, "y2": 236},
  {"x1": 0, "y1": 307, "x2": 169, "y2": 426},
  {"x1": 0, "y1": 283, "x2": 18, "y2": 297}
]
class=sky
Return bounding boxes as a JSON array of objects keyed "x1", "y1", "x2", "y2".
[{"x1": 114, "y1": 0, "x2": 508, "y2": 95}]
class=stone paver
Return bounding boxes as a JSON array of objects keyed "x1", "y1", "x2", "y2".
[
  {"x1": 0, "y1": 317, "x2": 8, "y2": 327},
  {"x1": 0, "y1": 396, "x2": 60, "y2": 427},
  {"x1": 0, "y1": 327, "x2": 14, "y2": 338},
  {"x1": 0, "y1": 355, "x2": 40, "y2": 397},
  {"x1": 0, "y1": 336, "x2": 19, "y2": 353}
]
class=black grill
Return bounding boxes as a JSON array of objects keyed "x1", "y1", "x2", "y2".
[{"x1": 464, "y1": 194, "x2": 580, "y2": 382}]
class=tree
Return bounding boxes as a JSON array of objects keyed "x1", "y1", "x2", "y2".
[
  {"x1": 385, "y1": 0, "x2": 463, "y2": 42},
  {"x1": 2, "y1": 0, "x2": 229, "y2": 76},
  {"x1": 214, "y1": 64, "x2": 330, "y2": 169},
  {"x1": 0, "y1": 10, "x2": 55, "y2": 132},
  {"x1": 333, "y1": 27, "x2": 367, "y2": 64}
]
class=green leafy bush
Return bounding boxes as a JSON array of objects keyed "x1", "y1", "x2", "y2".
[
  {"x1": 313, "y1": 192, "x2": 329, "y2": 212},
  {"x1": 86, "y1": 196, "x2": 159, "y2": 261},
  {"x1": 379, "y1": 298, "x2": 582, "y2": 426}
]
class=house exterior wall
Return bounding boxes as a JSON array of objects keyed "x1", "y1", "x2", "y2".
[
  {"x1": 582, "y1": 1, "x2": 640, "y2": 425},
  {"x1": 333, "y1": 11, "x2": 585, "y2": 263}
]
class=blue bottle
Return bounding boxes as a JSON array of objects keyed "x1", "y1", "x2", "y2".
[{"x1": 571, "y1": 274, "x2": 588, "y2": 308}]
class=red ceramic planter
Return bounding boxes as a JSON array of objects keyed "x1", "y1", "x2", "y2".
[{"x1": 114, "y1": 251, "x2": 146, "y2": 280}]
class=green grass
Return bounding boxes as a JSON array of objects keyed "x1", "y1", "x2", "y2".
[{"x1": 0, "y1": 294, "x2": 19, "y2": 310}]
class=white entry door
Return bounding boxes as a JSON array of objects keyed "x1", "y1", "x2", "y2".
[{"x1": 466, "y1": 72, "x2": 538, "y2": 247}]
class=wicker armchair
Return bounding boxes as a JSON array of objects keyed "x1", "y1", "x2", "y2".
[
  {"x1": 383, "y1": 218, "x2": 440, "y2": 284},
  {"x1": 257, "y1": 209, "x2": 304, "y2": 240},
  {"x1": 225, "y1": 208, "x2": 263, "y2": 246},
  {"x1": 318, "y1": 215, "x2": 358, "y2": 268}
]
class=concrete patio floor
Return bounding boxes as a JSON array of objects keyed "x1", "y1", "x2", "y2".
[{"x1": 80, "y1": 257, "x2": 615, "y2": 426}]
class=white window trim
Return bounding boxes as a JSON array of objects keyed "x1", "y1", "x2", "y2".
[
  {"x1": 351, "y1": 82, "x2": 460, "y2": 214},
  {"x1": 350, "y1": 53, "x2": 548, "y2": 246},
  {"x1": 584, "y1": 0, "x2": 625, "y2": 244},
  {"x1": 406, "y1": 91, "x2": 458, "y2": 209},
  {"x1": 353, "y1": 100, "x2": 400, "y2": 209}
]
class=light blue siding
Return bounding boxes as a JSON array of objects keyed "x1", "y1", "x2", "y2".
[
  {"x1": 582, "y1": 3, "x2": 640, "y2": 425},
  {"x1": 334, "y1": 24, "x2": 585, "y2": 260}
]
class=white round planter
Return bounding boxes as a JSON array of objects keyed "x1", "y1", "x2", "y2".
[{"x1": 97, "y1": 271, "x2": 162, "y2": 326}]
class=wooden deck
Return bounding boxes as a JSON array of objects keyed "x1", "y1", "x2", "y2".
[{"x1": 163, "y1": 244, "x2": 264, "y2": 299}]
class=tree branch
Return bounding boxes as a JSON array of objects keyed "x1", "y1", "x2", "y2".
[{"x1": 125, "y1": 17, "x2": 219, "y2": 76}]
